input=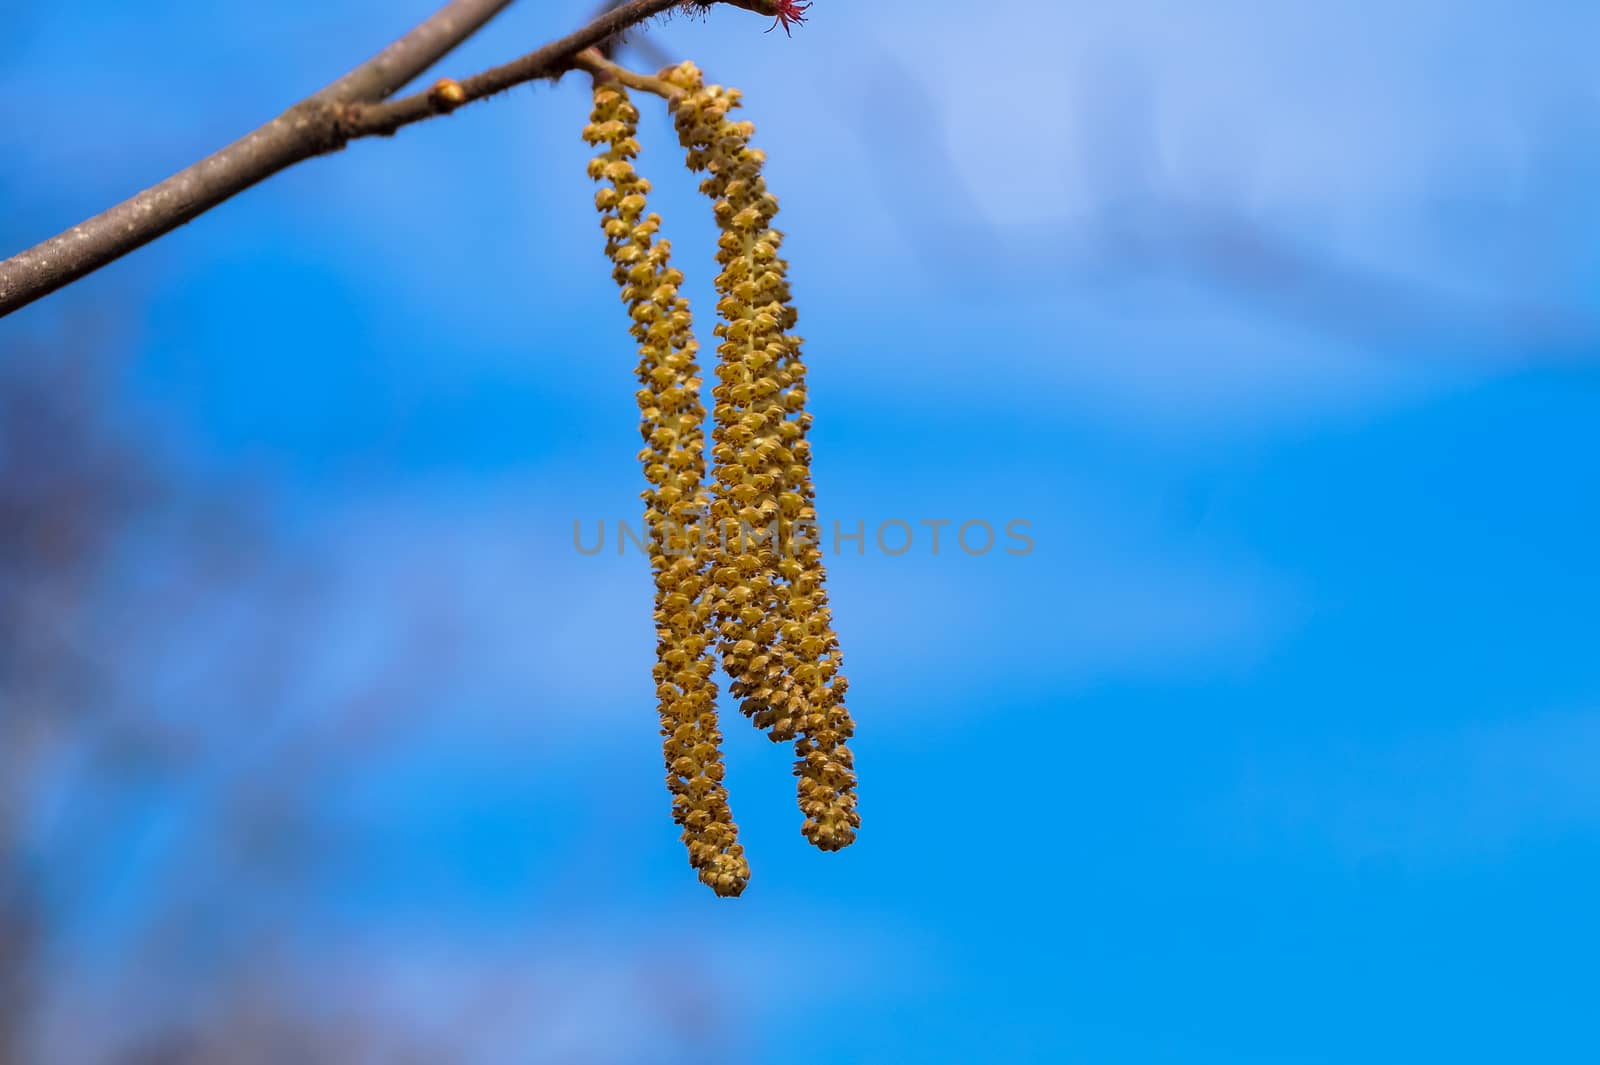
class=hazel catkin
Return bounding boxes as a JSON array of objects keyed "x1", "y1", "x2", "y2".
[
  {"x1": 664, "y1": 62, "x2": 859, "y2": 852},
  {"x1": 584, "y1": 81, "x2": 750, "y2": 897}
]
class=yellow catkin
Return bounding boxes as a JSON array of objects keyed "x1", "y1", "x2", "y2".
[
  {"x1": 665, "y1": 62, "x2": 859, "y2": 851},
  {"x1": 583, "y1": 82, "x2": 751, "y2": 895}
]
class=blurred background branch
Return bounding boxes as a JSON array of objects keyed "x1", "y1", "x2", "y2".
[{"x1": 845, "y1": 51, "x2": 1600, "y2": 368}]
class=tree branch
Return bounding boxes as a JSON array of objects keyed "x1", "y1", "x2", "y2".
[
  {"x1": 316, "y1": 0, "x2": 518, "y2": 104},
  {"x1": 344, "y1": 0, "x2": 684, "y2": 136},
  {"x1": 0, "y1": 0, "x2": 704, "y2": 320}
]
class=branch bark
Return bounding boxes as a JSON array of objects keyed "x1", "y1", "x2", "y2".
[
  {"x1": 0, "y1": 0, "x2": 694, "y2": 319},
  {"x1": 316, "y1": 0, "x2": 518, "y2": 104}
]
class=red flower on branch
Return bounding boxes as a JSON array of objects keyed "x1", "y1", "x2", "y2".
[{"x1": 766, "y1": 0, "x2": 810, "y2": 35}]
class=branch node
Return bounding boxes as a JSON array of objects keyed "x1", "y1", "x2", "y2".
[{"x1": 428, "y1": 77, "x2": 469, "y2": 112}]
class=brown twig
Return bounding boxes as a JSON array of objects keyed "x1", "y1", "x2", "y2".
[
  {"x1": 344, "y1": 0, "x2": 685, "y2": 136},
  {"x1": 571, "y1": 49, "x2": 686, "y2": 99},
  {"x1": 0, "y1": 0, "x2": 749, "y2": 319},
  {"x1": 316, "y1": 0, "x2": 519, "y2": 104}
]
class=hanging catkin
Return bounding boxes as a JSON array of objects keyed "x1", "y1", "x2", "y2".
[
  {"x1": 665, "y1": 61, "x2": 857, "y2": 852},
  {"x1": 580, "y1": 52, "x2": 858, "y2": 893},
  {"x1": 583, "y1": 81, "x2": 750, "y2": 897}
]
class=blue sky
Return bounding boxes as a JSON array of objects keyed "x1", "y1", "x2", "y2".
[{"x1": 5, "y1": 1, "x2": 1600, "y2": 1061}]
